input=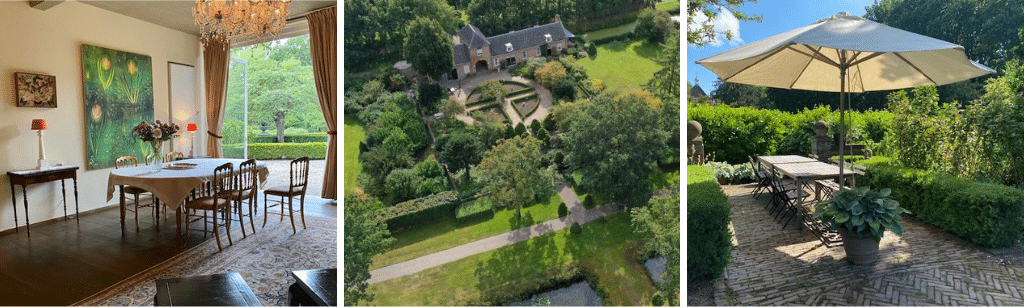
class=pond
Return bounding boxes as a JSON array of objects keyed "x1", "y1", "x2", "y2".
[
  {"x1": 645, "y1": 256, "x2": 666, "y2": 285},
  {"x1": 509, "y1": 281, "x2": 602, "y2": 306}
]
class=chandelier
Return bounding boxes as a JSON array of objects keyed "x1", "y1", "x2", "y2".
[{"x1": 193, "y1": 0, "x2": 292, "y2": 45}]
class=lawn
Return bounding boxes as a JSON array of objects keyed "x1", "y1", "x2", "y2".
[
  {"x1": 370, "y1": 193, "x2": 564, "y2": 270},
  {"x1": 365, "y1": 212, "x2": 659, "y2": 306},
  {"x1": 344, "y1": 115, "x2": 365, "y2": 193},
  {"x1": 577, "y1": 40, "x2": 663, "y2": 91},
  {"x1": 581, "y1": 22, "x2": 637, "y2": 42},
  {"x1": 656, "y1": 0, "x2": 680, "y2": 12}
]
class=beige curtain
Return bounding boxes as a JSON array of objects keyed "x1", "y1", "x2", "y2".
[
  {"x1": 308, "y1": 7, "x2": 338, "y2": 199},
  {"x1": 203, "y1": 37, "x2": 230, "y2": 158}
]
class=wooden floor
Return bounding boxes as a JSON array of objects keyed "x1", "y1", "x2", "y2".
[{"x1": 0, "y1": 194, "x2": 337, "y2": 306}]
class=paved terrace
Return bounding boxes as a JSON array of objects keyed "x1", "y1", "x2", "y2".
[{"x1": 714, "y1": 183, "x2": 1024, "y2": 306}]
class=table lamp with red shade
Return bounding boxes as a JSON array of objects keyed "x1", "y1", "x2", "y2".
[
  {"x1": 187, "y1": 123, "x2": 198, "y2": 158},
  {"x1": 31, "y1": 119, "x2": 48, "y2": 170}
]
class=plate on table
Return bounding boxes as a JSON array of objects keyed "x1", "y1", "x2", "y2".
[{"x1": 163, "y1": 163, "x2": 197, "y2": 170}]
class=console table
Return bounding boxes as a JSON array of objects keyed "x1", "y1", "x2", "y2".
[
  {"x1": 289, "y1": 268, "x2": 337, "y2": 306},
  {"x1": 155, "y1": 272, "x2": 261, "y2": 306},
  {"x1": 7, "y1": 166, "x2": 79, "y2": 235}
]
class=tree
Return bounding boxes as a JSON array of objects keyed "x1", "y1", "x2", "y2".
[
  {"x1": 403, "y1": 17, "x2": 454, "y2": 81},
  {"x1": 711, "y1": 78, "x2": 769, "y2": 108},
  {"x1": 438, "y1": 96, "x2": 465, "y2": 118},
  {"x1": 534, "y1": 61, "x2": 568, "y2": 89},
  {"x1": 478, "y1": 80, "x2": 508, "y2": 102},
  {"x1": 687, "y1": 0, "x2": 761, "y2": 47},
  {"x1": 361, "y1": 140, "x2": 414, "y2": 197},
  {"x1": 435, "y1": 132, "x2": 484, "y2": 175},
  {"x1": 562, "y1": 91, "x2": 668, "y2": 207},
  {"x1": 553, "y1": 78, "x2": 577, "y2": 101},
  {"x1": 634, "y1": 8, "x2": 673, "y2": 42},
  {"x1": 631, "y1": 188, "x2": 680, "y2": 302},
  {"x1": 385, "y1": 168, "x2": 423, "y2": 204},
  {"x1": 477, "y1": 135, "x2": 554, "y2": 218},
  {"x1": 344, "y1": 192, "x2": 395, "y2": 305},
  {"x1": 645, "y1": 31, "x2": 680, "y2": 101}
]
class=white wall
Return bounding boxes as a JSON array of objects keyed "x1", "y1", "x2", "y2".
[{"x1": 0, "y1": 1, "x2": 200, "y2": 232}]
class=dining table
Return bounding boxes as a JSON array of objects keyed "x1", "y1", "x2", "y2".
[
  {"x1": 106, "y1": 158, "x2": 269, "y2": 236},
  {"x1": 761, "y1": 156, "x2": 857, "y2": 200}
]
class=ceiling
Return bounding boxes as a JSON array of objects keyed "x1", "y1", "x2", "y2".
[{"x1": 78, "y1": 1, "x2": 336, "y2": 37}]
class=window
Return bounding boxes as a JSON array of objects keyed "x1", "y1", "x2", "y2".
[
  {"x1": 477, "y1": 48, "x2": 483, "y2": 56},
  {"x1": 505, "y1": 42, "x2": 513, "y2": 52},
  {"x1": 557, "y1": 43, "x2": 563, "y2": 51},
  {"x1": 523, "y1": 51, "x2": 527, "y2": 60},
  {"x1": 494, "y1": 59, "x2": 498, "y2": 66},
  {"x1": 544, "y1": 34, "x2": 552, "y2": 43},
  {"x1": 464, "y1": 65, "x2": 470, "y2": 74}
]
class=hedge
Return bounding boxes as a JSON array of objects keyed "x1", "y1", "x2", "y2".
[
  {"x1": 223, "y1": 142, "x2": 327, "y2": 159},
  {"x1": 501, "y1": 79, "x2": 531, "y2": 88},
  {"x1": 466, "y1": 98, "x2": 497, "y2": 108},
  {"x1": 591, "y1": 32, "x2": 634, "y2": 45},
  {"x1": 455, "y1": 197, "x2": 494, "y2": 222},
  {"x1": 858, "y1": 157, "x2": 1024, "y2": 248},
  {"x1": 507, "y1": 87, "x2": 535, "y2": 97},
  {"x1": 687, "y1": 165, "x2": 732, "y2": 282},
  {"x1": 382, "y1": 191, "x2": 460, "y2": 231},
  {"x1": 250, "y1": 133, "x2": 329, "y2": 143}
]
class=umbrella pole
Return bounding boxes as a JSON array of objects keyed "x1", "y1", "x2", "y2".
[{"x1": 839, "y1": 66, "x2": 846, "y2": 188}]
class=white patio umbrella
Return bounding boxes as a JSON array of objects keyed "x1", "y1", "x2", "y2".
[{"x1": 697, "y1": 12, "x2": 995, "y2": 183}]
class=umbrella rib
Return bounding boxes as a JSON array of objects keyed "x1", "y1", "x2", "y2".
[
  {"x1": 721, "y1": 46, "x2": 790, "y2": 82},
  {"x1": 788, "y1": 46, "x2": 821, "y2": 89},
  {"x1": 894, "y1": 53, "x2": 937, "y2": 85},
  {"x1": 803, "y1": 44, "x2": 841, "y2": 68},
  {"x1": 849, "y1": 52, "x2": 885, "y2": 67}
]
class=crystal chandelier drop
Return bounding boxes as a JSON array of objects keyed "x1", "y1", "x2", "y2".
[{"x1": 193, "y1": 0, "x2": 292, "y2": 45}]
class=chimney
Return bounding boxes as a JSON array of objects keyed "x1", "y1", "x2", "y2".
[
  {"x1": 554, "y1": 14, "x2": 561, "y2": 23},
  {"x1": 453, "y1": 34, "x2": 460, "y2": 45}
]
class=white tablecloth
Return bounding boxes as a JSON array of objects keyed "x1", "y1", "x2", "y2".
[{"x1": 106, "y1": 158, "x2": 269, "y2": 211}]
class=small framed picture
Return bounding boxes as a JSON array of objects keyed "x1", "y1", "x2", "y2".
[{"x1": 14, "y1": 72, "x2": 57, "y2": 108}]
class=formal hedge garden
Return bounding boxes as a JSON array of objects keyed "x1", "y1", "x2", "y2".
[
  {"x1": 223, "y1": 142, "x2": 327, "y2": 159},
  {"x1": 686, "y1": 165, "x2": 732, "y2": 282}
]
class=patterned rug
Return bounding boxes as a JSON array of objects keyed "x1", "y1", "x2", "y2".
[{"x1": 72, "y1": 215, "x2": 337, "y2": 306}]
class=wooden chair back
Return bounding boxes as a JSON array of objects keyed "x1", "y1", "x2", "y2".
[
  {"x1": 236, "y1": 159, "x2": 258, "y2": 192},
  {"x1": 289, "y1": 157, "x2": 310, "y2": 191},
  {"x1": 208, "y1": 162, "x2": 234, "y2": 198},
  {"x1": 164, "y1": 151, "x2": 184, "y2": 162},
  {"x1": 115, "y1": 156, "x2": 139, "y2": 169}
]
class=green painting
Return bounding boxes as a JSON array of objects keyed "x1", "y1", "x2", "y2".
[{"x1": 81, "y1": 44, "x2": 154, "y2": 170}]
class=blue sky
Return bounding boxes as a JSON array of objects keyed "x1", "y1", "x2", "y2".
[{"x1": 686, "y1": 0, "x2": 879, "y2": 92}]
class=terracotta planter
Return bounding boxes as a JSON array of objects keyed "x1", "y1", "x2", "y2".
[
  {"x1": 839, "y1": 229, "x2": 879, "y2": 264},
  {"x1": 717, "y1": 177, "x2": 728, "y2": 185}
]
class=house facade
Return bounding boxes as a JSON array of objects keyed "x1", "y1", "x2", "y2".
[{"x1": 450, "y1": 15, "x2": 574, "y2": 80}]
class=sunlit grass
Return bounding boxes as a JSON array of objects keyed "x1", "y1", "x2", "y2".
[
  {"x1": 344, "y1": 115, "x2": 365, "y2": 193},
  {"x1": 577, "y1": 40, "x2": 663, "y2": 91}
]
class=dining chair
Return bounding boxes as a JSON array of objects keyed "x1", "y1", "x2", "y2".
[
  {"x1": 184, "y1": 162, "x2": 234, "y2": 252},
  {"x1": 164, "y1": 151, "x2": 184, "y2": 162},
  {"x1": 115, "y1": 156, "x2": 159, "y2": 229},
  {"x1": 263, "y1": 157, "x2": 310, "y2": 233},
  {"x1": 748, "y1": 156, "x2": 770, "y2": 199},
  {"x1": 222, "y1": 159, "x2": 258, "y2": 237}
]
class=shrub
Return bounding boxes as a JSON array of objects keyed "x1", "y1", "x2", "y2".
[
  {"x1": 382, "y1": 191, "x2": 460, "y2": 231},
  {"x1": 384, "y1": 168, "x2": 422, "y2": 204},
  {"x1": 858, "y1": 157, "x2": 1024, "y2": 248},
  {"x1": 569, "y1": 222, "x2": 582, "y2": 235},
  {"x1": 585, "y1": 42, "x2": 597, "y2": 56},
  {"x1": 455, "y1": 197, "x2": 495, "y2": 222},
  {"x1": 687, "y1": 165, "x2": 732, "y2": 282},
  {"x1": 416, "y1": 176, "x2": 450, "y2": 197},
  {"x1": 543, "y1": 113, "x2": 556, "y2": 132},
  {"x1": 582, "y1": 195, "x2": 594, "y2": 208},
  {"x1": 417, "y1": 82, "x2": 444, "y2": 112},
  {"x1": 250, "y1": 133, "x2": 329, "y2": 143},
  {"x1": 414, "y1": 158, "x2": 444, "y2": 178},
  {"x1": 530, "y1": 120, "x2": 541, "y2": 134},
  {"x1": 515, "y1": 122, "x2": 528, "y2": 136},
  {"x1": 651, "y1": 292, "x2": 664, "y2": 306},
  {"x1": 554, "y1": 151, "x2": 565, "y2": 168},
  {"x1": 553, "y1": 79, "x2": 577, "y2": 101},
  {"x1": 534, "y1": 61, "x2": 567, "y2": 89},
  {"x1": 558, "y1": 202, "x2": 568, "y2": 217},
  {"x1": 687, "y1": 104, "x2": 789, "y2": 164},
  {"x1": 223, "y1": 142, "x2": 327, "y2": 159},
  {"x1": 566, "y1": 47, "x2": 578, "y2": 56}
]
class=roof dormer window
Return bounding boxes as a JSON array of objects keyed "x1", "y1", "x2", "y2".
[
  {"x1": 505, "y1": 43, "x2": 513, "y2": 52},
  {"x1": 544, "y1": 34, "x2": 552, "y2": 43},
  {"x1": 477, "y1": 48, "x2": 483, "y2": 56}
]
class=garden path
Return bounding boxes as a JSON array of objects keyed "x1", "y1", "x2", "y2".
[
  {"x1": 367, "y1": 181, "x2": 613, "y2": 284},
  {"x1": 715, "y1": 182, "x2": 1024, "y2": 305}
]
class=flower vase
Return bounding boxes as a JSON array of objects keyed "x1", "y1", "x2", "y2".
[{"x1": 149, "y1": 141, "x2": 164, "y2": 170}]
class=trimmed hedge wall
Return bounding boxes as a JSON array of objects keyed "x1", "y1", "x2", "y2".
[
  {"x1": 687, "y1": 165, "x2": 732, "y2": 282},
  {"x1": 250, "y1": 133, "x2": 328, "y2": 143},
  {"x1": 858, "y1": 157, "x2": 1024, "y2": 248},
  {"x1": 456, "y1": 197, "x2": 494, "y2": 222},
  {"x1": 382, "y1": 191, "x2": 460, "y2": 231},
  {"x1": 501, "y1": 79, "x2": 531, "y2": 88},
  {"x1": 223, "y1": 142, "x2": 327, "y2": 159}
]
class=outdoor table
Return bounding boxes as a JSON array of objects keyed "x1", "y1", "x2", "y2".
[
  {"x1": 772, "y1": 161, "x2": 856, "y2": 201},
  {"x1": 106, "y1": 158, "x2": 268, "y2": 237},
  {"x1": 757, "y1": 155, "x2": 820, "y2": 165}
]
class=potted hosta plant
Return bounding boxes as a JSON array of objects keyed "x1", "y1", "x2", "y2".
[
  {"x1": 707, "y1": 161, "x2": 733, "y2": 185},
  {"x1": 813, "y1": 186, "x2": 910, "y2": 264}
]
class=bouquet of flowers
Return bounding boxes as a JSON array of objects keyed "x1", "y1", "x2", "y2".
[{"x1": 133, "y1": 120, "x2": 180, "y2": 142}]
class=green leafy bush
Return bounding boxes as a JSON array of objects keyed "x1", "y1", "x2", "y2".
[
  {"x1": 858, "y1": 157, "x2": 1024, "y2": 247},
  {"x1": 569, "y1": 222, "x2": 583, "y2": 235},
  {"x1": 558, "y1": 202, "x2": 568, "y2": 217},
  {"x1": 455, "y1": 197, "x2": 495, "y2": 222},
  {"x1": 223, "y1": 142, "x2": 327, "y2": 159},
  {"x1": 250, "y1": 133, "x2": 329, "y2": 143},
  {"x1": 582, "y1": 194, "x2": 594, "y2": 208},
  {"x1": 651, "y1": 292, "x2": 664, "y2": 306},
  {"x1": 687, "y1": 165, "x2": 732, "y2": 282},
  {"x1": 382, "y1": 191, "x2": 460, "y2": 231}
]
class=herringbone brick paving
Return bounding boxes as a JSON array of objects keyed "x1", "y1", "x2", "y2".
[{"x1": 714, "y1": 183, "x2": 1024, "y2": 306}]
